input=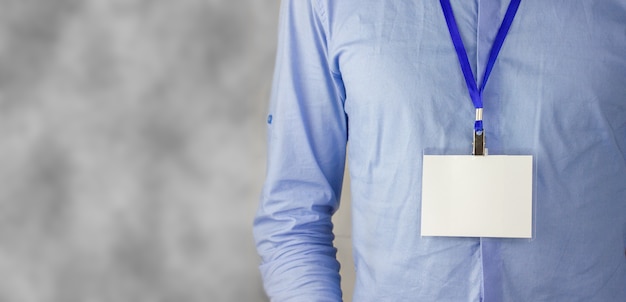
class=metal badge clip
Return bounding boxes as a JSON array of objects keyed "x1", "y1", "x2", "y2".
[
  {"x1": 473, "y1": 130, "x2": 485, "y2": 155},
  {"x1": 473, "y1": 108, "x2": 485, "y2": 156}
]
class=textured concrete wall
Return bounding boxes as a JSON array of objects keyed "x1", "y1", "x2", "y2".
[{"x1": 0, "y1": 0, "x2": 277, "y2": 301}]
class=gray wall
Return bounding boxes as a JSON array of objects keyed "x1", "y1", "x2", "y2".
[{"x1": 0, "y1": 0, "x2": 279, "y2": 300}]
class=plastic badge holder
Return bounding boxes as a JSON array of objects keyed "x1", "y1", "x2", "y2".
[{"x1": 420, "y1": 150, "x2": 535, "y2": 239}]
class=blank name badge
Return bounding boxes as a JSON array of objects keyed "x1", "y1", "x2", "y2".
[{"x1": 421, "y1": 155, "x2": 533, "y2": 238}]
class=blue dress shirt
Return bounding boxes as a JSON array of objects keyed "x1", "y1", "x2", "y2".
[{"x1": 254, "y1": 0, "x2": 626, "y2": 301}]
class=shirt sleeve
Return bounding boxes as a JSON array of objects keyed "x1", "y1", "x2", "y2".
[{"x1": 252, "y1": 0, "x2": 347, "y2": 301}]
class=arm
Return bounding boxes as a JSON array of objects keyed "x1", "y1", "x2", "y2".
[{"x1": 253, "y1": 0, "x2": 347, "y2": 301}]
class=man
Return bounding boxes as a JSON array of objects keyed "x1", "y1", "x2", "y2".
[{"x1": 254, "y1": 0, "x2": 626, "y2": 301}]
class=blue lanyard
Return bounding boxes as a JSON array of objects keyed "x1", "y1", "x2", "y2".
[{"x1": 440, "y1": 0, "x2": 521, "y2": 133}]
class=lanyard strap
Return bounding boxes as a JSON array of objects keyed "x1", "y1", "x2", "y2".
[{"x1": 440, "y1": 0, "x2": 521, "y2": 132}]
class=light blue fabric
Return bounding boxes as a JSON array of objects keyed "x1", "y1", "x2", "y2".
[{"x1": 253, "y1": 0, "x2": 626, "y2": 301}]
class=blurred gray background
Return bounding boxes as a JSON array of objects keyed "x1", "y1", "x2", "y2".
[
  {"x1": 0, "y1": 0, "x2": 273, "y2": 301},
  {"x1": 0, "y1": 0, "x2": 356, "y2": 300}
]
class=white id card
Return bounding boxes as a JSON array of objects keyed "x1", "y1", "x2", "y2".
[{"x1": 421, "y1": 155, "x2": 533, "y2": 238}]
